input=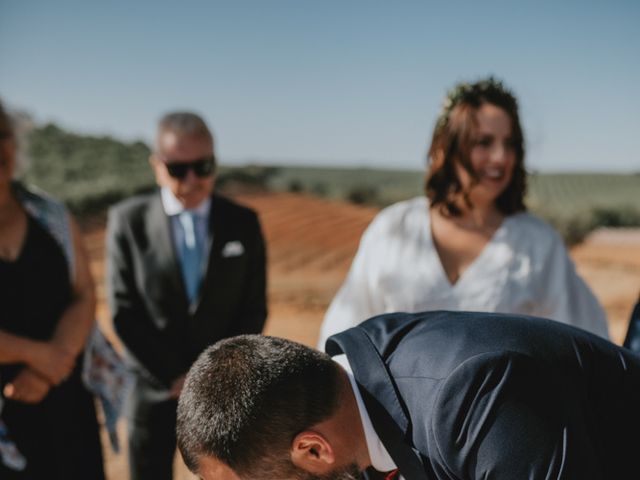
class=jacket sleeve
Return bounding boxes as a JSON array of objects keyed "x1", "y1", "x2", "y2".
[
  {"x1": 225, "y1": 211, "x2": 267, "y2": 337},
  {"x1": 106, "y1": 207, "x2": 185, "y2": 387},
  {"x1": 430, "y1": 351, "x2": 603, "y2": 480}
]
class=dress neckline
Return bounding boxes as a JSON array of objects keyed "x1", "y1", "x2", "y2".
[
  {"x1": 425, "y1": 206, "x2": 510, "y2": 289},
  {"x1": 0, "y1": 213, "x2": 32, "y2": 265}
]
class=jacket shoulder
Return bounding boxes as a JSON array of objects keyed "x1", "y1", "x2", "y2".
[
  {"x1": 108, "y1": 192, "x2": 156, "y2": 220},
  {"x1": 431, "y1": 350, "x2": 557, "y2": 477},
  {"x1": 212, "y1": 194, "x2": 260, "y2": 223}
]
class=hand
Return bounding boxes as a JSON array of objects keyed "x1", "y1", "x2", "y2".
[
  {"x1": 3, "y1": 368, "x2": 51, "y2": 404},
  {"x1": 170, "y1": 375, "x2": 186, "y2": 399},
  {"x1": 25, "y1": 341, "x2": 76, "y2": 385}
]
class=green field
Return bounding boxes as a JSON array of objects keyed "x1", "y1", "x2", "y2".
[
  {"x1": 528, "y1": 173, "x2": 639, "y2": 216},
  {"x1": 263, "y1": 166, "x2": 640, "y2": 244},
  {"x1": 20, "y1": 122, "x2": 640, "y2": 244},
  {"x1": 266, "y1": 165, "x2": 639, "y2": 213},
  {"x1": 259, "y1": 165, "x2": 424, "y2": 205}
]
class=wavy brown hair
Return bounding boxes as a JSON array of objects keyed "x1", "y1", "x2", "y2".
[{"x1": 426, "y1": 77, "x2": 527, "y2": 216}]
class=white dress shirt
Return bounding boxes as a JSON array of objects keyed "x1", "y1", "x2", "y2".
[
  {"x1": 332, "y1": 354, "x2": 401, "y2": 477},
  {"x1": 160, "y1": 187, "x2": 212, "y2": 272}
]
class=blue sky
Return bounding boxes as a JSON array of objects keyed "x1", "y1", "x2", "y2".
[{"x1": 1, "y1": 0, "x2": 639, "y2": 172}]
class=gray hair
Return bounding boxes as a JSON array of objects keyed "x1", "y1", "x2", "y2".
[{"x1": 157, "y1": 111, "x2": 213, "y2": 146}]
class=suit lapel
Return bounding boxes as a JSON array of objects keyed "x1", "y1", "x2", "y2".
[
  {"x1": 327, "y1": 330, "x2": 430, "y2": 480},
  {"x1": 147, "y1": 192, "x2": 189, "y2": 309}
]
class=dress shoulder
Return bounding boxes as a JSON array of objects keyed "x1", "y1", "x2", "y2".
[
  {"x1": 504, "y1": 212, "x2": 565, "y2": 253},
  {"x1": 507, "y1": 211, "x2": 556, "y2": 233},
  {"x1": 365, "y1": 196, "x2": 428, "y2": 235}
]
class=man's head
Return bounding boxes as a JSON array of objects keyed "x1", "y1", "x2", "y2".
[
  {"x1": 177, "y1": 335, "x2": 367, "y2": 480},
  {"x1": 151, "y1": 112, "x2": 216, "y2": 209}
]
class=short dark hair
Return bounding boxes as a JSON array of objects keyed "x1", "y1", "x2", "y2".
[
  {"x1": 177, "y1": 335, "x2": 342, "y2": 477},
  {"x1": 426, "y1": 77, "x2": 527, "y2": 216}
]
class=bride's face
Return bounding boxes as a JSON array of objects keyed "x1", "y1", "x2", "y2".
[{"x1": 456, "y1": 103, "x2": 516, "y2": 209}]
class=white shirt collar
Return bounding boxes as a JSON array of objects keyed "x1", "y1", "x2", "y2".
[
  {"x1": 160, "y1": 187, "x2": 211, "y2": 217},
  {"x1": 332, "y1": 354, "x2": 397, "y2": 473}
]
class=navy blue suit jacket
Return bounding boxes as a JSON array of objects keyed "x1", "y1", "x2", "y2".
[{"x1": 326, "y1": 311, "x2": 640, "y2": 479}]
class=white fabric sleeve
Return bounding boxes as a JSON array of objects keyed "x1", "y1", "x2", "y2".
[
  {"x1": 317, "y1": 223, "x2": 386, "y2": 349},
  {"x1": 533, "y1": 230, "x2": 609, "y2": 339}
]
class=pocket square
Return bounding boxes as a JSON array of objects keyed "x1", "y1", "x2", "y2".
[{"x1": 222, "y1": 240, "x2": 244, "y2": 257}]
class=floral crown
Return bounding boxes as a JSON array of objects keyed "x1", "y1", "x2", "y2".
[{"x1": 435, "y1": 76, "x2": 514, "y2": 129}]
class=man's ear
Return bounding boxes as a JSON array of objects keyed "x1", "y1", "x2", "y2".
[{"x1": 290, "y1": 430, "x2": 335, "y2": 474}]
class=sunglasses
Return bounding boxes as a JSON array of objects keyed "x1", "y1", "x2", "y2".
[{"x1": 161, "y1": 156, "x2": 215, "y2": 179}]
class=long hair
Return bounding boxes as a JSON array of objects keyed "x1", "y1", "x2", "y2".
[{"x1": 425, "y1": 77, "x2": 527, "y2": 216}]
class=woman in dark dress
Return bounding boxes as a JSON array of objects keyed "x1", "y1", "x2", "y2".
[
  {"x1": 624, "y1": 293, "x2": 640, "y2": 353},
  {"x1": 0, "y1": 100, "x2": 105, "y2": 479}
]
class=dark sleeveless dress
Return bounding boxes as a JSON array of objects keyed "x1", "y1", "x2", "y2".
[{"x1": 0, "y1": 216, "x2": 104, "y2": 479}]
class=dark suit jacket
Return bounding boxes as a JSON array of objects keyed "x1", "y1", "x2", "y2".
[
  {"x1": 107, "y1": 191, "x2": 267, "y2": 389},
  {"x1": 326, "y1": 311, "x2": 640, "y2": 479},
  {"x1": 624, "y1": 298, "x2": 640, "y2": 353}
]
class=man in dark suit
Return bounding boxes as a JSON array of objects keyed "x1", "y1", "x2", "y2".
[
  {"x1": 624, "y1": 294, "x2": 640, "y2": 353},
  {"x1": 177, "y1": 311, "x2": 640, "y2": 480},
  {"x1": 107, "y1": 112, "x2": 267, "y2": 480}
]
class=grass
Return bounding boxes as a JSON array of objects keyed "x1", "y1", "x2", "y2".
[{"x1": 19, "y1": 122, "x2": 640, "y2": 244}]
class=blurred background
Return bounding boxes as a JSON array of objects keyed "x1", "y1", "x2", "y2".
[
  {"x1": 1, "y1": 0, "x2": 639, "y2": 239},
  {"x1": 2, "y1": 1, "x2": 639, "y2": 478}
]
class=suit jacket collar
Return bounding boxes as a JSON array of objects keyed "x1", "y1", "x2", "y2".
[
  {"x1": 326, "y1": 329, "x2": 430, "y2": 480},
  {"x1": 195, "y1": 194, "x2": 226, "y2": 311},
  {"x1": 149, "y1": 190, "x2": 221, "y2": 314},
  {"x1": 148, "y1": 191, "x2": 247, "y2": 316},
  {"x1": 159, "y1": 186, "x2": 212, "y2": 217},
  {"x1": 148, "y1": 192, "x2": 189, "y2": 310},
  {"x1": 333, "y1": 354, "x2": 397, "y2": 472}
]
